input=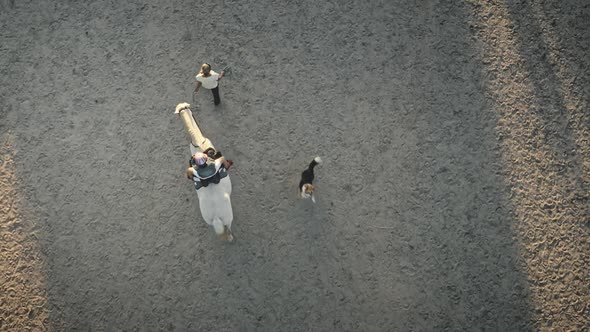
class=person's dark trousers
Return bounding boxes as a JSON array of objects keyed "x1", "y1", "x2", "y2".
[{"x1": 211, "y1": 86, "x2": 221, "y2": 105}]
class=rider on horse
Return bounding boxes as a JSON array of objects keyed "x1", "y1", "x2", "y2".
[{"x1": 186, "y1": 148, "x2": 233, "y2": 190}]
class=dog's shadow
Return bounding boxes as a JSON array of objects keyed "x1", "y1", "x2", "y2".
[
  {"x1": 282, "y1": 156, "x2": 330, "y2": 239},
  {"x1": 290, "y1": 190, "x2": 329, "y2": 242}
]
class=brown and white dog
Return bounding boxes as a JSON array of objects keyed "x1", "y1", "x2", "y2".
[{"x1": 299, "y1": 157, "x2": 322, "y2": 203}]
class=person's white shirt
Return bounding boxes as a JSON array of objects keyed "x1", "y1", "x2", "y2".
[{"x1": 196, "y1": 70, "x2": 220, "y2": 89}]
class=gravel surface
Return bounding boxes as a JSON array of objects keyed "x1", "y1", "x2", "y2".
[{"x1": 1, "y1": 0, "x2": 588, "y2": 330}]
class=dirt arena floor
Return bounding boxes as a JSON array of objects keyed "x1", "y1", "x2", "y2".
[{"x1": 1, "y1": 0, "x2": 589, "y2": 331}]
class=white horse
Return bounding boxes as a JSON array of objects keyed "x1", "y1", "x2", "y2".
[{"x1": 175, "y1": 103, "x2": 234, "y2": 242}]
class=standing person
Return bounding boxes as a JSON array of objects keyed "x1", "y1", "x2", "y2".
[{"x1": 194, "y1": 63, "x2": 225, "y2": 105}]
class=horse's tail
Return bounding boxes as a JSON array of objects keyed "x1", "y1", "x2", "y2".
[
  {"x1": 212, "y1": 217, "x2": 225, "y2": 235},
  {"x1": 308, "y1": 156, "x2": 322, "y2": 171}
]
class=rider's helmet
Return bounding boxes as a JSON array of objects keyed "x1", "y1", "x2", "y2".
[{"x1": 192, "y1": 152, "x2": 208, "y2": 166}]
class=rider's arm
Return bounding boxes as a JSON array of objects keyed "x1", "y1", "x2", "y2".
[
  {"x1": 215, "y1": 156, "x2": 230, "y2": 169},
  {"x1": 213, "y1": 153, "x2": 232, "y2": 170},
  {"x1": 186, "y1": 167, "x2": 200, "y2": 181}
]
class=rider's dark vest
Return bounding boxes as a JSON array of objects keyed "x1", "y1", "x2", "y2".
[
  {"x1": 189, "y1": 149, "x2": 227, "y2": 190},
  {"x1": 192, "y1": 164, "x2": 228, "y2": 190}
]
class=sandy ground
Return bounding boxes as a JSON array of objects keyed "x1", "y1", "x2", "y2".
[{"x1": 1, "y1": 0, "x2": 589, "y2": 331}]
